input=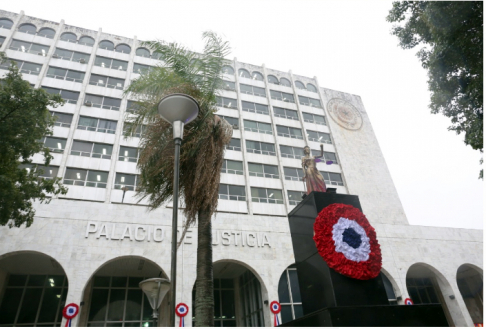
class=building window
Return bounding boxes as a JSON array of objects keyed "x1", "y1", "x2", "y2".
[
  {"x1": 42, "y1": 87, "x2": 80, "y2": 104},
  {"x1": 221, "y1": 160, "x2": 244, "y2": 175},
  {"x1": 77, "y1": 116, "x2": 117, "y2": 134},
  {"x1": 136, "y1": 47, "x2": 150, "y2": 58},
  {"x1": 244, "y1": 120, "x2": 272, "y2": 135},
  {"x1": 274, "y1": 107, "x2": 299, "y2": 120},
  {"x1": 18, "y1": 23, "x2": 36, "y2": 35},
  {"x1": 50, "y1": 111, "x2": 73, "y2": 128},
  {"x1": 270, "y1": 90, "x2": 295, "y2": 103},
  {"x1": 78, "y1": 36, "x2": 95, "y2": 46},
  {"x1": 307, "y1": 130, "x2": 331, "y2": 143},
  {"x1": 0, "y1": 18, "x2": 13, "y2": 30},
  {"x1": 312, "y1": 150, "x2": 338, "y2": 164},
  {"x1": 222, "y1": 65, "x2": 234, "y2": 75},
  {"x1": 239, "y1": 270, "x2": 264, "y2": 327},
  {"x1": 279, "y1": 145, "x2": 302, "y2": 159},
  {"x1": 84, "y1": 94, "x2": 121, "y2": 111},
  {"x1": 251, "y1": 187, "x2": 283, "y2": 204},
  {"x1": 126, "y1": 100, "x2": 140, "y2": 114},
  {"x1": 151, "y1": 51, "x2": 162, "y2": 60},
  {"x1": 115, "y1": 44, "x2": 131, "y2": 54},
  {"x1": 226, "y1": 138, "x2": 241, "y2": 151},
  {"x1": 295, "y1": 81, "x2": 306, "y2": 90},
  {"x1": 114, "y1": 173, "x2": 138, "y2": 191},
  {"x1": 238, "y1": 69, "x2": 251, "y2": 79},
  {"x1": 280, "y1": 78, "x2": 291, "y2": 87},
  {"x1": 288, "y1": 191, "x2": 303, "y2": 205},
  {"x1": 53, "y1": 48, "x2": 90, "y2": 63},
  {"x1": 268, "y1": 75, "x2": 279, "y2": 84},
  {"x1": 240, "y1": 84, "x2": 266, "y2": 97},
  {"x1": 1, "y1": 59, "x2": 42, "y2": 75},
  {"x1": 298, "y1": 96, "x2": 322, "y2": 108},
  {"x1": 0, "y1": 36, "x2": 5, "y2": 46},
  {"x1": 60, "y1": 32, "x2": 77, "y2": 43},
  {"x1": 118, "y1": 146, "x2": 139, "y2": 162},
  {"x1": 89, "y1": 74, "x2": 125, "y2": 90},
  {"x1": 246, "y1": 140, "x2": 276, "y2": 156},
  {"x1": 216, "y1": 96, "x2": 237, "y2": 109},
  {"x1": 41, "y1": 137, "x2": 66, "y2": 153},
  {"x1": 10, "y1": 40, "x2": 49, "y2": 56},
  {"x1": 284, "y1": 167, "x2": 304, "y2": 182},
  {"x1": 303, "y1": 112, "x2": 326, "y2": 125},
  {"x1": 277, "y1": 125, "x2": 303, "y2": 139},
  {"x1": 46, "y1": 67, "x2": 85, "y2": 83},
  {"x1": 222, "y1": 80, "x2": 236, "y2": 91},
  {"x1": 99, "y1": 40, "x2": 114, "y2": 51},
  {"x1": 218, "y1": 184, "x2": 246, "y2": 201},
  {"x1": 242, "y1": 101, "x2": 269, "y2": 115},
  {"x1": 86, "y1": 276, "x2": 153, "y2": 327},
  {"x1": 71, "y1": 141, "x2": 113, "y2": 159},
  {"x1": 278, "y1": 266, "x2": 303, "y2": 323},
  {"x1": 251, "y1": 71, "x2": 264, "y2": 81},
  {"x1": 63, "y1": 168, "x2": 108, "y2": 188},
  {"x1": 123, "y1": 124, "x2": 147, "y2": 138},
  {"x1": 94, "y1": 56, "x2": 128, "y2": 71},
  {"x1": 319, "y1": 171, "x2": 344, "y2": 186},
  {"x1": 381, "y1": 273, "x2": 398, "y2": 305},
  {"x1": 248, "y1": 163, "x2": 279, "y2": 179},
  {"x1": 406, "y1": 277, "x2": 440, "y2": 304},
  {"x1": 220, "y1": 115, "x2": 238, "y2": 128},
  {"x1": 133, "y1": 63, "x2": 152, "y2": 74},
  {"x1": 37, "y1": 27, "x2": 55, "y2": 39},
  {"x1": 0, "y1": 274, "x2": 67, "y2": 326},
  {"x1": 306, "y1": 83, "x2": 317, "y2": 93}
]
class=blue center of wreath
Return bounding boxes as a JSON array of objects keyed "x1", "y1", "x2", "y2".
[{"x1": 342, "y1": 228, "x2": 362, "y2": 248}]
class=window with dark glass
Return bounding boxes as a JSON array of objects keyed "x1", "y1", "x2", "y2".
[
  {"x1": 245, "y1": 140, "x2": 276, "y2": 156},
  {"x1": 298, "y1": 95, "x2": 322, "y2": 108},
  {"x1": 37, "y1": 27, "x2": 55, "y2": 39},
  {"x1": 115, "y1": 44, "x2": 131, "y2": 54},
  {"x1": 136, "y1": 47, "x2": 150, "y2": 58},
  {"x1": 89, "y1": 74, "x2": 125, "y2": 89},
  {"x1": 314, "y1": 151, "x2": 338, "y2": 164},
  {"x1": 251, "y1": 71, "x2": 264, "y2": 81},
  {"x1": 251, "y1": 187, "x2": 283, "y2": 204},
  {"x1": 64, "y1": 168, "x2": 108, "y2": 188},
  {"x1": 216, "y1": 96, "x2": 237, "y2": 109},
  {"x1": 306, "y1": 83, "x2": 317, "y2": 92},
  {"x1": 46, "y1": 67, "x2": 85, "y2": 83},
  {"x1": 240, "y1": 84, "x2": 265, "y2": 97},
  {"x1": 71, "y1": 141, "x2": 113, "y2": 159},
  {"x1": 18, "y1": 24, "x2": 36, "y2": 34},
  {"x1": 267, "y1": 75, "x2": 279, "y2": 85},
  {"x1": 280, "y1": 78, "x2": 291, "y2": 87},
  {"x1": 42, "y1": 137, "x2": 66, "y2": 153},
  {"x1": 2, "y1": 59, "x2": 42, "y2": 75},
  {"x1": 221, "y1": 160, "x2": 244, "y2": 175},
  {"x1": 133, "y1": 63, "x2": 152, "y2": 74},
  {"x1": 84, "y1": 94, "x2": 121, "y2": 110},
  {"x1": 406, "y1": 277, "x2": 440, "y2": 305},
  {"x1": 37, "y1": 165, "x2": 59, "y2": 179},
  {"x1": 123, "y1": 124, "x2": 146, "y2": 138},
  {"x1": 0, "y1": 36, "x2": 5, "y2": 46},
  {"x1": 53, "y1": 48, "x2": 90, "y2": 63},
  {"x1": 126, "y1": 100, "x2": 140, "y2": 113},
  {"x1": 60, "y1": 32, "x2": 77, "y2": 43},
  {"x1": 119, "y1": 146, "x2": 139, "y2": 162},
  {"x1": 277, "y1": 125, "x2": 303, "y2": 139},
  {"x1": 284, "y1": 167, "x2": 304, "y2": 181},
  {"x1": 226, "y1": 138, "x2": 241, "y2": 151},
  {"x1": 381, "y1": 273, "x2": 398, "y2": 305},
  {"x1": 248, "y1": 163, "x2": 279, "y2": 179},
  {"x1": 270, "y1": 90, "x2": 295, "y2": 103},
  {"x1": 295, "y1": 81, "x2": 306, "y2": 90},
  {"x1": 319, "y1": 171, "x2": 344, "y2": 186},
  {"x1": 307, "y1": 130, "x2": 331, "y2": 143},
  {"x1": 303, "y1": 112, "x2": 326, "y2": 125},
  {"x1": 222, "y1": 80, "x2": 236, "y2": 91},
  {"x1": 218, "y1": 184, "x2": 246, "y2": 201},
  {"x1": 279, "y1": 145, "x2": 302, "y2": 159},
  {"x1": 10, "y1": 40, "x2": 49, "y2": 56},
  {"x1": 77, "y1": 116, "x2": 117, "y2": 134},
  {"x1": 278, "y1": 266, "x2": 303, "y2": 323},
  {"x1": 50, "y1": 111, "x2": 73, "y2": 128},
  {"x1": 244, "y1": 120, "x2": 272, "y2": 135},
  {"x1": 78, "y1": 36, "x2": 95, "y2": 46},
  {"x1": 238, "y1": 69, "x2": 251, "y2": 79},
  {"x1": 42, "y1": 87, "x2": 79, "y2": 104},
  {"x1": 220, "y1": 115, "x2": 239, "y2": 128},
  {"x1": 0, "y1": 18, "x2": 13, "y2": 29},
  {"x1": 99, "y1": 40, "x2": 114, "y2": 51},
  {"x1": 94, "y1": 56, "x2": 128, "y2": 71},
  {"x1": 152, "y1": 51, "x2": 162, "y2": 59},
  {"x1": 239, "y1": 270, "x2": 264, "y2": 326},
  {"x1": 222, "y1": 65, "x2": 234, "y2": 75},
  {"x1": 274, "y1": 107, "x2": 298, "y2": 120},
  {"x1": 242, "y1": 101, "x2": 269, "y2": 115},
  {"x1": 288, "y1": 191, "x2": 303, "y2": 205},
  {"x1": 114, "y1": 173, "x2": 138, "y2": 191}
]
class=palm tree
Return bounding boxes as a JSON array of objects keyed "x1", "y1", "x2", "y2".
[{"x1": 124, "y1": 32, "x2": 232, "y2": 327}]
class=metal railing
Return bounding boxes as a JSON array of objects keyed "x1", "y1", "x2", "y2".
[
  {"x1": 299, "y1": 101, "x2": 321, "y2": 108},
  {"x1": 20, "y1": 68, "x2": 40, "y2": 75},
  {"x1": 271, "y1": 96, "x2": 294, "y2": 103},
  {"x1": 277, "y1": 132, "x2": 303, "y2": 140},
  {"x1": 114, "y1": 184, "x2": 135, "y2": 191},
  {"x1": 274, "y1": 113, "x2": 299, "y2": 120},
  {"x1": 86, "y1": 102, "x2": 120, "y2": 111},
  {"x1": 249, "y1": 172, "x2": 279, "y2": 179},
  {"x1": 0, "y1": 24, "x2": 11, "y2": 29},
  {"x1": 307, "y1": 136, "x2": 331, "y2": 143},
  {"x1": 47, "y1": 147, "x2": 64, "y2": 153},
  {"x1": 46, "y1": 74, "x2": 83, "y2": 83},
  {"x1": 289, "y1": 200, "x2": 300, "y2": 205},
  {"x1": 36, "y1": 33, "x2": 54, "y2": 39},
  {"x1": 242, "y1": 108, "x2": 269, "y2": 115},
  {"x1": 60, "y1": 38, "x2": 77, "y2": 43},
  {"x1": 284, "y1": 175, "x2": 302, "y2": 181},
  {"x1": 18, "y1": 29, "x2": 36, "y2": 35},
  {"x1": 63, "y1": 179, "x2": 85, "y2": 186},
  {"x1": 85, "y1": 181, "x2": 107, "y2": 188},
  {"x1": 77, "y1": 125, "x2": 116, "y2": 134},
  {"x1": 54, "y1": 122, "x2": 71, "y2": 128},
  {"x1": 246, "y1": 148, "x2": 276, "y2": 156},
  {"x1": 225, "y1": 145, "x2": 241, "y2": 151},
  {"x1": 281, "y1": 153, "x2": 300, "y2": 159},
  {"x1": 251, "y1": 197, "x2": 284, "y2": 204},
  {"x1": 218, "y1": 103, "x2": 237, "y2": 109},
  {"x1": 70, "y1": 150, "x2": 111, "y2": 159},
  {"x1": 218, "y1": 194, "x2": 246, "y2": 201},
  {"x1": 221, "y1": 168, "x2": 244, "y2": 175},
  {"x1": 118, "y1": 156, "x2": 138, "y2": 163},
  {"x1": 304, "y1": 118, "x2": 326, "y2": 125},
  {"x1": 244, "y1": 127, "x2": 273, "y2": 135}
]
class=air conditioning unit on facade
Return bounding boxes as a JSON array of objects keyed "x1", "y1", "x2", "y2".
[
  {"x1": 232, "y1": 124, "x2": 239, "y2": 130},
  {"x1": 79, "y1": 58, "x2": 86, "y2": 64},
  {"x1": 84, "y1": 101, "x2": 92, "y2": 107},
  {"x1": 52, "y1": 54, "x2": 59, "y2": 58}
]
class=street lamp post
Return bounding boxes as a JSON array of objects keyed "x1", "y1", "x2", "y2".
[
  {"x1": 139, "y1": 278, "x2": 171, "y2": 327},
  {"x1": 157, "y1": 94, "x2": 199, "y2": 327}
]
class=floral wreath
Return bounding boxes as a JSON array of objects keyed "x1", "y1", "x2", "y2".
[{"x1": 313, "y1": 203, "x2": 382, "y2": 280}]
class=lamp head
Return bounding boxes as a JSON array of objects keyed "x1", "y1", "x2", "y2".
[
  {"x1": 157, "y1": 94, "x2": 199, "y2": 125},
  {"x1": 139, "y1": 278, "x2": 171, "y2": 313}
]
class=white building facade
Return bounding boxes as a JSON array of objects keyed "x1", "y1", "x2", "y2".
[{"x1": 0, "y1": 10, "x2": 482, "y2": 327}]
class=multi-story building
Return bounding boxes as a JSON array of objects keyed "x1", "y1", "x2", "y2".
[{"x1": 0, "y1": 10, "x2": 482, "y2": 327}]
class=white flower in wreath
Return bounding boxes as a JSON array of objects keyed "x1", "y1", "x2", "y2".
[{"x1": 332, "y1": 217, "x2": 371, "y2": 262}]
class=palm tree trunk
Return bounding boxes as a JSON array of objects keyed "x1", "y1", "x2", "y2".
[{"x1": 194, "y1": 206, "x2": 214, "y2": 327}]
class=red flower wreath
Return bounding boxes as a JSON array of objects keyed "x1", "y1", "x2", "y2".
[{"x1": 313, "y1": 203, "x2": 382, "y2": 280}]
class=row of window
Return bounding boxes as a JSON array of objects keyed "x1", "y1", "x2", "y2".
[{"x1": 217, "y1": 96, "x2": 322, "y2": 111}]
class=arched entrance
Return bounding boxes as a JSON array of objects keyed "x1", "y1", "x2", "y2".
[
  {"x1": 78, "y1": 256, "x2": 168, "y2": 327},
  {"x1": 192, "y1": 260, "x2": 267, "y2": 327},
  {"x1": 456, "y1": 264, "x2": 483, "y2": 325},
  {"x1": 381, "y1": 269, "x2": 400, "y2": 305},
  {"x1": 0, "y1": 251, "x2": 68, "y2": 326},
  {"x1": 406, "y1": 263, "x2": 466, "y2": 326}
]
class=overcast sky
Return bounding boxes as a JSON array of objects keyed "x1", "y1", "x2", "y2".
[{"x1": 3, "y1": 0, "x2": 483, "y2": 229}]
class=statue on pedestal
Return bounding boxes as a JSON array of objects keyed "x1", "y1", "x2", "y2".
[{"x1": 302, "y1": 144, "x2": 327, "y2": 193}]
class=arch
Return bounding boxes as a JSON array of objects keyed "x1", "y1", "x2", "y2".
[
  {"x1": 238, "y1": 68, "x2": 251, "y2": 79},
  {"x1": 0, "y1": 250, "x2": 69, "y2": 326},
  {"x1": 0, "y1": 18, "x2": 14, "y2": 30},
  {"x1": 136, "y1": 47, "x2": 150, "y2": 58},
  {"x1": 380, "y1": 268, "x2": 401, "y2": 304},
  {"x1": 295, "y1": 80, "x2": 306, "y2": 90},
  {"x1": 280, "y1": 77, "x2": 291, "y2": 87},
  {"x1": 267, "y1": 75, "x2": 279, "y2": 84},
  {"x1": 306, "y1": 83, "x2": 317, "y2": 92},
  {"x1": 60, "y1": 32, "x2": 77, "y2": 43},
  {"x1": 78, "y1": 35, "x2": 95, "y2": 46},
  {"x1": 151, "y1": 51, "x2": 162, "y2": 60},
  {"x1": 222, "y1": 65, "x2": 234, "y2": 75},
  {"x1": 115, "y1": 43, "x2": 131, "y2": 54},
  {"x1": 406, "y1": 262, "x2": 467, "y2": 326},
  {"x1": 99, "y1": 40, "x2": 114, "y2": 51},
  {"x1": 18, "y1": 23, "x2": 36, "y2": 34},
  {"x1": 456, "y1": 263, "x2": 483, "y2": 325},
  {"x1": 78, "y1": 255, "x2": 168, "y2": 327},
  {"x1": 277, "y1": 264, "x2": 303, "y2": 324},
  {"x1": 251, "y1": 71, "x2": 264, "y2": 81},
  {"x1": 37, "y1": 27, "x2": 55, "y2": 39}
]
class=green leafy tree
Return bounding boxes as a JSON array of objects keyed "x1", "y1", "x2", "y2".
[
  {"x1": 0, "y1": 56, "x2": 68, "y2": 227},
  {"x1": 124, "y1": 32, "x2": 232, "y2": 326},
  {"x1": 387, "y1": 1, "x2": 483, "y2": 178}
]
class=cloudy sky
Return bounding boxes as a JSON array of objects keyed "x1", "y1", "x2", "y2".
[{"x1": 3, "y1": 0, "x2": 483, "y2": 229}]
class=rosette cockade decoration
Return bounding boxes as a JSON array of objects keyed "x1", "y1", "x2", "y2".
[{"x1": 313, "y1": 203, "x2": 382, "y2": 280}]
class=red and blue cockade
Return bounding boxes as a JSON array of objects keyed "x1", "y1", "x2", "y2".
[{"x1": 313, "y1": 203, "x2": 382, "y2": 280}]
